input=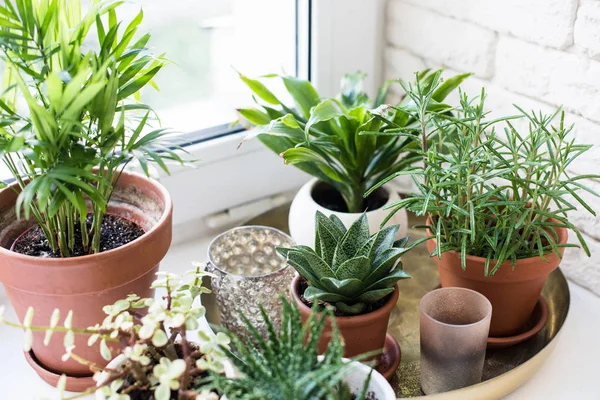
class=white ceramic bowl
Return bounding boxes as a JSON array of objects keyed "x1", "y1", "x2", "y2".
[{"x1": 288, "y1": 178, "x2": 408, "y2": 246}]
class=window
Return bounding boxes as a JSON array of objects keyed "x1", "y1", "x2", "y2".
[{"x1": 116, "y1": 0, "x2": 298, "y2": 139}]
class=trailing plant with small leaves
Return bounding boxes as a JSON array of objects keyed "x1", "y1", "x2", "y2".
[
  {"x1": 237, "y1": 70, "x2": 470, "y2": 213},
  {"x1": 278, "y1": 211, "x2": 422, "y2": 315},
  {"x1": 0, "y1": 263, "x2": 229, "y2": 400},
  {"x1": 0, "y1": 0, "x2": 185, "y2": 256},
  {"x1": 206, "y1": 298, "x2": 370, "y2": 400},
  {"x1": 369, "y1": 72, "x2": 600, "y2": 276}
]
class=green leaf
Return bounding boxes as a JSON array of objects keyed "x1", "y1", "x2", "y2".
[
  {"x1": 320, "y1": 277, "x2": 364, "y2": 298},
  {"x1": 364, "y1": 268, "x2": 411, "y2": 291},
  {"x1": 282, "y1": 76, "x2": 321, "y2": 119},
  {"x1": 239, "y1": 72, "x2": 280, "y2": 105},
  {"x1": 356, "y1": 287, "x2": 394, "y2": 304},
  {"x1": 238, "y1": 108, "x2": 271, "y2": 126},
  {"x1": 118, "y1": 65, "x2": 161, "y2": 100},
  {"x1": 303, "y1": 286, "x2": 352, "y2": 303},
  {"x1": 335, "y1": 256, "x2": 369, "y2": 281},
  {"x1": 432, "y1": 72, "x2": 473, "y2": 102}
]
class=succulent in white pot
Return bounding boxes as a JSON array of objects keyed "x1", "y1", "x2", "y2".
[
  {"x1": 205, "y1": 298, "x2": 395, "y2": 400},
  {"x1": 236, "y1": 70, "x2": 471, "y2": 246},
  {"x1": 1, "y1": 263, "x2": 232, "y2": 399}
]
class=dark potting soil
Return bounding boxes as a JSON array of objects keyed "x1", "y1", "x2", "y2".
[
  {"x1": 311, "y1": 181, "x2": 389, "y2": 213},
  {"x1": 12, "y1": 214, "x2": 144, "y2": 258},
  {"x1": 298, "y1": 278, "x2": 391, "y2": 317}
]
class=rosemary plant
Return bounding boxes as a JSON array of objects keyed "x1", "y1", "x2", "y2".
[
  {"x1": 0, "y1": 263, "x2": 228, "y2": 400},
  {"x1": 369, "y1": 72, "x2": 599, "y2": 276},
  {"x1": 0, "y1": 0, "x2": 184, "y2": 256},
  {"x1": 237, "y1": 70, "x2": 470, "y2": 213},
  {"x1": 207, "y1": 298, "x2": 370, "y2": 400}
]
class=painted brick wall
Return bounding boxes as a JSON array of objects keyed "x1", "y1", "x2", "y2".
[{"x1": 384, "y1": 0, "x2": 600, "y2": 295}]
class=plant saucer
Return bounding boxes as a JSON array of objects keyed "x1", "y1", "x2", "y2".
[
  {"x1": 376, "y1": 333, "x2": 402, "y2": 381},
  {"x1": 24, "y1": 350, "x2": 95, "y2": 392},
  {"x1": 487, "y1": 297, "x2": 549, "y2": 349}
]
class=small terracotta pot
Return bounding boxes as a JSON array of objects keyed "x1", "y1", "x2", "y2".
[
  {"x1": 290, "y1": 275, "x2": 398, "y2": 359},
  {"x1": 0, "y1": 171, "x2": 172, "y2": 389},
  {"x1": 425, "y1": 217, "x2": 567, "y2": 337}
]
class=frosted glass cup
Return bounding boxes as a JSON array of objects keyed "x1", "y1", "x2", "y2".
[{"x1": 420, "y1": 287, "x2": 492, "y2": 395}]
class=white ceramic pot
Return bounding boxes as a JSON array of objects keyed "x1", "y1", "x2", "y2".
[
  {"x1": 289, "y1": 178, "x2": 408, "y2": 246},
  {"x1": 316, "y1": 356, "x2": 396, "y2": 400}
]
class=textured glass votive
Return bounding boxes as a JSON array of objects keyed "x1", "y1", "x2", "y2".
[
  {"x1": 420, "y1": 287, "x2": 492, "y2": 395},
  {"x1": 206, "y1": 226, "x2": 295, "y2": 338}
]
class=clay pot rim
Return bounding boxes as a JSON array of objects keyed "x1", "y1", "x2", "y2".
[
  {"x1": 0, "y1": 170, "x2": 172, "y2": 264},
  {"x1": 425, "y1": 216, "x2": 569, "y2": 266},
  {"x1": 207, "y1": 225, "x2": 295, "y2": 279},
  {"x1": 420, "y1": 287, "x2": 493, "y2": 329},
  {"x1": 306, "y1": 178, "x2": 394, "y2": 216},
  {"x1": 290, "y1": 274, "x2": 399, "y2": 326},
  {"x1": 487, "y1": 297, "x2": 549, "y2": 348}
]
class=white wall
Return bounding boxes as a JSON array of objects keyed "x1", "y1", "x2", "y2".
[{"x1": 384, "y1": 0, "x2": 600, "y2": 296}]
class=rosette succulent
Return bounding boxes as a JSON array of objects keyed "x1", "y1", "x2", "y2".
[{"x1": 277, "y1": 211, "x2": 419, "y2": 315}]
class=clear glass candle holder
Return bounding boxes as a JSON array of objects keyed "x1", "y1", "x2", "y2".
[
  {"x1": 206, "y1": 226, "x2": 295, "y2": 338},
  {"x1": 420, "y1": 287, "x2": 492, "y2": 395}
]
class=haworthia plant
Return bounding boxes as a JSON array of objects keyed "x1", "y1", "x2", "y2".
[
  {"x1": 278, "y1": 211, "x2": 422, "y2": 315},
  {"x1": 237, "y1": 70, "x2": 471, "y2": 213}
]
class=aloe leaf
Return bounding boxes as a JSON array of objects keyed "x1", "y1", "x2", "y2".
[
  {"x1": 304, "y1": 286, "x2": 352, "y2": 303},
  {"x1": 364, "y1": 247, "x2": 406, "y2": 286},
  {"x1": 355, "y1": 287, "x2": 395, "y2": 304},
  {"x1": 335, "y1": 256, "x2": 369, "y2": 281},
  {"x1": 369, "y1": 224, "x2": 399, "y2": 260},
  {"x1": 277, "y1": 249, "x2": 320, "y2": 287},
  {"x1": 293, "y1": 246, "x2": 336, "y2": 279},
  {"x1": 320, "y1": 277, "x2": 363, "y2": 298},
  {"x1": 337, "y1": 213, "x2": 370, "y2": 258},
  {"x1": 364, "y1": 268, "x2": 411, "y2": 291},
  {"x1": 328, "y1": 213, "x2": 347, "y2": 234},
  {"x1": 335, "y1": 301, "x2": 366, "y2": 315}
]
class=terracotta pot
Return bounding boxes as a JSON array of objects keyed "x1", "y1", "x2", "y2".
[
  {"x1": 425, "y1": 217, "x2": 567, "y2": 337},
  {"x1": 288, "y1": 178, "x2": 408, "y2": 247},
  {"x1": 290, "y1": 275, "x2": 398, "y2": 359},
  {"x1": 0, "y1": 171, "x2": 172, "y2": 388}
]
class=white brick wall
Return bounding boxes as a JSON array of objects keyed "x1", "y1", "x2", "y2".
[{"x1": 384, "y1": 0, "x2": 600, "y2": 296}]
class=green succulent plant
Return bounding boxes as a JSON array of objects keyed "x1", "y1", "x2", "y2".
[
  {"x1": 207, "y1": 298, "x2": 370, "y2": 400},
  {"x1": 277, "y1": 211, "x2": 421, "y2": 315}
]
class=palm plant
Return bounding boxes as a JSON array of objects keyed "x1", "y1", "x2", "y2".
[
  {"x1": 369, "y1": 72, "x2": 600, "y2": 275},
  {"x1": 277, "y1": 211, "x2": 423, "y2": 315},
  {"x1": 207, "y1": 298, "x2": 370, "y2": 400},
  {"x1": 237, "y1": 70, "x2": 470, "y2": 213},
  {"x1": 0, "y1": 0, "x2": 184, "y2": 256}
]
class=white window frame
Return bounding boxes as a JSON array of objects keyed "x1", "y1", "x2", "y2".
[{"x1": 155, "y1": 0, "x2": 386, "y2": 244}]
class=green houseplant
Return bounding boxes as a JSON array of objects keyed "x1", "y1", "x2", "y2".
[
  {"x1": 237, "y1": 70, "x2": 470, "y2": 246},
  {"x1": 0, "y1": 0, "x2": 184, "y2": 383},
  {"x1": 207, "y1": 298, "x2": 396, "y2": 400},
  {"x1": 370, "y1": 72, "x2": 599, "y2": 339},
  {"x1": 1, "y1": 264, "x2": 231, "y2": 399},
  {"x1": 278, "y1": 211, "x2": 422, "y2": 378}
]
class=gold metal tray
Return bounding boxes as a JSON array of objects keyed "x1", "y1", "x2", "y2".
[{"x1": 203, "y1": 204, "x2": 570, "y2": 399}]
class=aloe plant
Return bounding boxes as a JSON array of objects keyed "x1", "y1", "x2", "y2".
[
  {"x1": 207, "y1": 298, "x2": 370, "y2": 400},
  {"x1": 277, "y1": 211, "x2": 422, "y2": 315},
  {"x1": 237, "y1": 70, "x2": 471, "y2": 213},
  {"x1": 0, "y1": 0, "x2": 185, "y2": 256}
]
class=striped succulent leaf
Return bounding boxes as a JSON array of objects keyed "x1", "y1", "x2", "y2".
[{"x1": 278, "y1": 211, "x2": 414, "y2": 315}]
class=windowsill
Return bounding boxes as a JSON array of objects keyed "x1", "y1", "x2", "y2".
[{"x1": 1, "y1": 228, "x2": 599, "y2": 398}]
